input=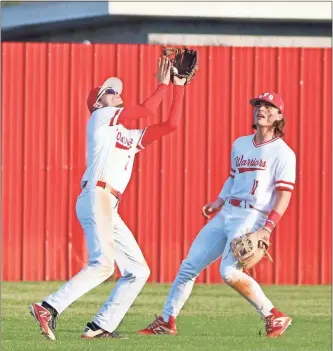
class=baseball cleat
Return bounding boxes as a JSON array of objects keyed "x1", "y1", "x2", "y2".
[
  {"x1": 81, "y1": 322, "x2": 126, "y2": 339},
  {"x1": 265, "y1": 308, "x2": 292, "y2": 338},
  {"x1": 29, "y1": 302, "x2": 57, "y2": 341},
  {"x1": 137, "y1": 315, "x2": 177, "y2": 335}
]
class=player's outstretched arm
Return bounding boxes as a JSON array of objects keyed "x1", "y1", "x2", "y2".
[
  {"x1": 139, "y1": 77, "x2": 186, "y2": 147},
  {"x1": 140, "y1": 56, "x2": 171, "y2": 112},
  {"x1": 117, "y1": 57, "x2": 171, "y2": 124}
]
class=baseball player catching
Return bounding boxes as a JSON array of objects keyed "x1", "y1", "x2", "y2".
[
  {"x1": 29, "y1": 55, "x2": 196, "y2": 340},
  {"x1": 139, "y1": 92, "x2": 296, "y2": 338}
]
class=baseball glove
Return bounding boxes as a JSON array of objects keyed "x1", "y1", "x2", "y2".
[
  {"x1": 163, "y1": 47, "x2": 199, "y2": 85},
  {"x1": 230, "y1": 230, "x2": 273, "y2": 270}
]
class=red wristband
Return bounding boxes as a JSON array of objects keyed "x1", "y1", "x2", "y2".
[{"x1": 264, "y1": 210, "x2": 281, "y2": 232}]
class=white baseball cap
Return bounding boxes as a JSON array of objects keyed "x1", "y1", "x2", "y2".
[
  {"x1": 97, "y1": 77, "x2": 123, "y2": 99},
  {"x1": 87, "y1": 77, "x2": 123, "y2": 113}
]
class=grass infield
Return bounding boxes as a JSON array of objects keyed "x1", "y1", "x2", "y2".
[{"x1": 2, "y1": 282, "x2": 331, "y2": 351}]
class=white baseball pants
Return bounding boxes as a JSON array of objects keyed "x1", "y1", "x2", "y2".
[
  {"x1": 162, "y1": 203, "x2": 274, "y2": 322},
  {"x1": 44, "y1": 187, "x2": 150, "y2": 333}
]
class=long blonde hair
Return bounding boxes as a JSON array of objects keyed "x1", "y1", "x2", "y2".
[{"x1": 252, "y1": 118, "x2": 285, "y2": 137}]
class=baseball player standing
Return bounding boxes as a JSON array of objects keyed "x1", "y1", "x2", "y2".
[
  {"x1": 139, "y1": 92, "x2": 296, "y2": 338},
  {"x1": 29, "y1": 57, "x2": 187, "y2": 340}
]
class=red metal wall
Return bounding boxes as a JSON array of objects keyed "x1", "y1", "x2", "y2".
[{"x1": 2, "y1": 43, "x2": 331, "y2": 284}]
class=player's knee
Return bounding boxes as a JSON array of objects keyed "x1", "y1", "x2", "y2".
[
  {"x1": 125, "y1": 263, "x2": 150, "y2": 283},
  {"x1": 88, "y1": 256, "x2": 115, "y2": 277},
  {"x1": 220, "y1": 265, "x2": 238, "y2": 285},
  {"x1": 136, "y1": 264, "x2": 151, "y2": 281}
]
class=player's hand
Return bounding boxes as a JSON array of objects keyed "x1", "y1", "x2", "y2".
[
  {"x1": 156, "y1": 56, "x2": 171, "y2": 85},
  {"x1": 254, "y1": 228, "x2": 271, "y2": 249},
  {"x1": 202, "y1": 198, "x2": 224, "y2": 219},
  {"x1": 202, "y1": 203, "x2": 216, "y2": 219},
  {"x1": 202, "y1": 203, "x2": 220, "y2": 219},
  {"x1": 173, "y1": 76, "x2": 187, "y2": 86}
]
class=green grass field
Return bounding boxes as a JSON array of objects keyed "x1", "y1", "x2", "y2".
[{"x1": 1, "y1": 282, "x2": 331, "y2": 351}]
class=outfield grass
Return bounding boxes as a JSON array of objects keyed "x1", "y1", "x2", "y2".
[{"x1": 1, "y1": 282, "x2": 331, "y2": 351}]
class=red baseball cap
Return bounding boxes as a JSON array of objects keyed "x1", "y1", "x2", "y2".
[
  {"x1": 87, "y1": 77, "x2": 123, "y2": 113},
  {"x1": 249, "y1": 92, "x2": 284, "y2": 113}
]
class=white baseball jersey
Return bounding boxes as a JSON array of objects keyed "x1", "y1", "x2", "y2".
[
  {"x1": 219, "y1": 134, "x2": 296, "y2": 212},
  {"x1": 81, "y1": 107, "x2": 146, "y2": 193}
]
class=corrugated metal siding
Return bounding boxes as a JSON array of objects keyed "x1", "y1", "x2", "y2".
[{"x1": 1, "y1": 43, "x2": 331, "y2": 284}]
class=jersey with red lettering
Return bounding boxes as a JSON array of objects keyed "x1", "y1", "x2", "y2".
[
  {"x1": 81, "y1": 107, "x2": 146, "y2": 193},
  {"x1": 219, "y1": 134, "x2": 296, "y2": 212}
]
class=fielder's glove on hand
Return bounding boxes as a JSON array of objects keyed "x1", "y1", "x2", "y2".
[
  {"x1": 230, "y1": 230, "x2": 273, "y2": 270},
  {"x1": 163, "y1": 47, "x2": 199, "y2": 85}
]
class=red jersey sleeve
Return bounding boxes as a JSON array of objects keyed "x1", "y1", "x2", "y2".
[
  {"x1": 117, "y1": 84, "x2": 168, "y2": 124},
  {"x1": 140, "y1": 86, "x2": 185, "y2": 147}
]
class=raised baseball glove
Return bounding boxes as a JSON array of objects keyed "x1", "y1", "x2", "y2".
[
  {"x1": 230, "y1": 230, "x2": 273, "y2": 270},
  {"x1": 163, "y1": 47, "x2": 199, "y2": 85}
]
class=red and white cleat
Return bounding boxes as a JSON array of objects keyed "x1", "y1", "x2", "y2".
[
  {"x1": 29, "y1": 302, "x2": 57, "y2": 341},
  {"x1": 265, "y1": 308, "x2": 292, "y2": 338},
  {"x1": 138, "y1": 315, "x2": 177, "y2": 335}
]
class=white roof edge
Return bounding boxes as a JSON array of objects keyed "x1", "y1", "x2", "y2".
[
  {"x1": 2, "y1": 1, "x2": 331, "y2": 31},
  {"x1": 110, "y1": 2, "x2": 332, "y2": 21}
]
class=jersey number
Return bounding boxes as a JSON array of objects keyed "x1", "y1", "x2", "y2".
[
  {"x1": 250, "y1": 180, "x2": 259, "y2": 195},
  {"x1": 124, "y1": 155, "x2": 131, "y2": 171}
]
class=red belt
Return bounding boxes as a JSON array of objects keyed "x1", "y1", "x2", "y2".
[
  {"x1": 228, "y1": 198, "x2": 254, "y2": 209},
  {"x1": 82, "y1": 181, "x2": 122, "y2": 201}
]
